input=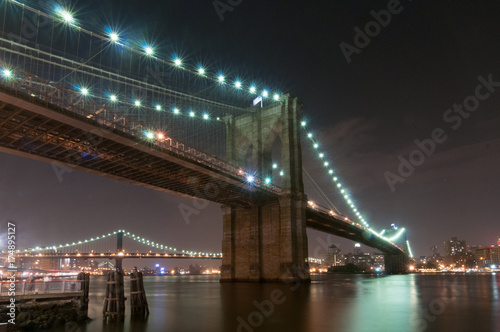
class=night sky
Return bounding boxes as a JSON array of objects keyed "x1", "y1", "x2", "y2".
[{"x1": 1, "y1": 0, "x2": 500, "y2": 264}]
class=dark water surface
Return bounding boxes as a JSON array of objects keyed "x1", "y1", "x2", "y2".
[{"x1": 51, "y1": 273, "x2": 499, "y2": 332}]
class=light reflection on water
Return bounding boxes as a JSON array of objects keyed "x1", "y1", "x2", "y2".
[{"x1": 46, "y1": 274, "x2": 499, "y2": 332}]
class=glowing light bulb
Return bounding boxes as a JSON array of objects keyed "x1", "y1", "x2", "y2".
[
  {"x1": 203, "y1": 113, "x2": 209, "y2": 120},
  {"x1": 218, "y1": 75, "x2": 225, "y2": 83},
  {"x1": 250, "y1": 86, "x2": 256, "y2": 94},
  {"x1": 173, "y1": 108, "x2": 180, "y2": 114},
  {"x1": 174, "y1": 58, "x2": 182, "y2": 66},
  {"x1": 57, "y1": 7, "x2": 74, "y2": 23},
  {"x1": 189, "y1": 111, "x2": 195, "y2": 117},
  {"x1": 156, "y1": 105, "x2": 162, "y2": 111},
  {"x1": 234, "y1": 81, "x2": 242, "y2": 89},
  {"x1": 2, "y1": 69, "x2": 13, "y2": 78},
  {"x1": 110, "y1": 95, "x2": 117, "y2": 102},
  {"x1": 109, "y1": 32, "x2": 119, "y2": 42},
  {"x1": 262, "y1": 90, "x2": 269, "y2": 97},
  {"x1": 145, "y1": 131, "x2": 154, "y2": 139},
  {"x1": 273, "y1": 94, "x2": 280, "y2": 101},
  {"x1": 134, "y1": 100, "x2": 141, "y2": 107},
  {"x1": 80, "y1": 88, "x2": 88, "y2": 95},
  {"x1": 198, "y1": 67, "x2": 205, "y2": 75},
  {"x1": 144, "y1": 46, "x2": 154, "y2": 55}
]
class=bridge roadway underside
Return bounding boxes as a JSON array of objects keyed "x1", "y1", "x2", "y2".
[
  {"x1": 0, "y1": 88, "x2": 278, "y2": 207},
  {"x1": 306, "y1": 209, "x2": 409, "y2": 274}
]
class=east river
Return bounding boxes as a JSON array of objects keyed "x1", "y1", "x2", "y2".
[{"x1": 47, "y1": 273, "x2": 499, "y2": 332}]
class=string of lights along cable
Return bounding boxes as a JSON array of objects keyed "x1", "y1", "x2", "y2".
[
  {"x1": 0, "y1": 0, "x2": 411, "y2": 252},
  {"x1": 15, "y1": 230, "x2": 223, "y2": 257}
]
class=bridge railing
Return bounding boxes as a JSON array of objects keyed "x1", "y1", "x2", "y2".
[
  {"x1": 1, "y1": 70, "x2": 281, "y2": 194},
  {"x1": 0, "y1": 280, "x2": 82, "y2": 295}
]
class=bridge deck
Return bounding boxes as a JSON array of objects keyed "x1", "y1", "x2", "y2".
[
  {"x1": 306, "y1": 208, "x2": 405, "y2": 255},
  {"x1": 0, "y1": 85, "x2": 279, "y2": 207}
]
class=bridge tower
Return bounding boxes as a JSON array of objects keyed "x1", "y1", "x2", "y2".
[{"x1": 221, "y1": 95, "x2": 310, "y2": 283}]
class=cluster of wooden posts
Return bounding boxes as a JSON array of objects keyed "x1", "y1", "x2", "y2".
[
  {"x1": 103, "y1": 269, "x2": 149, "y2": 321},
  {"x1": 77, "y1": 272, "x2": 90, "y2": 313}
]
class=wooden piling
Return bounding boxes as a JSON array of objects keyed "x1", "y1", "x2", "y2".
[
  {"x1": 77, "y1": 272, "x2": 90, "y2": 316},
  {"x1": 103, "y1": 270, "x2": 126, "y2": 321},
  {"x1": 130, "y1": 269, "x2": 149, "y2": 317}
]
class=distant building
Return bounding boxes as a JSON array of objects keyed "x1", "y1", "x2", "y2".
[
  {"x1": 444, "y1": 237, "x2": 466, "y2": 256},
  {"x1": 444, "y1": 237, "x2": 467, "y2": 267},
  {"x1": 324, "y1": 244, "x2": 341, "y2": 267},
  {"x1": 430, "y1": 245, "x2": 439, "y2": 258}
]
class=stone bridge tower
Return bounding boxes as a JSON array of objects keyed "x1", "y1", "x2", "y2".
[{"x1": 221, "y1": 95, "x2": 310, "y2": 283}]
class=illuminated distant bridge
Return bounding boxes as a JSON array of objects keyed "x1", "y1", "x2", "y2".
[
  {"x1": 13, "y1": 229, "x2": 328, "y2": 268},
  {"x1": 0, "y1": 1, "x2": 412, "y2": 282}
]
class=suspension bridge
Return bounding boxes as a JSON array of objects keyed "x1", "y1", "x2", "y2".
[{"x1": 0, "y1": 0, "x2": 412, "y2": 282}]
